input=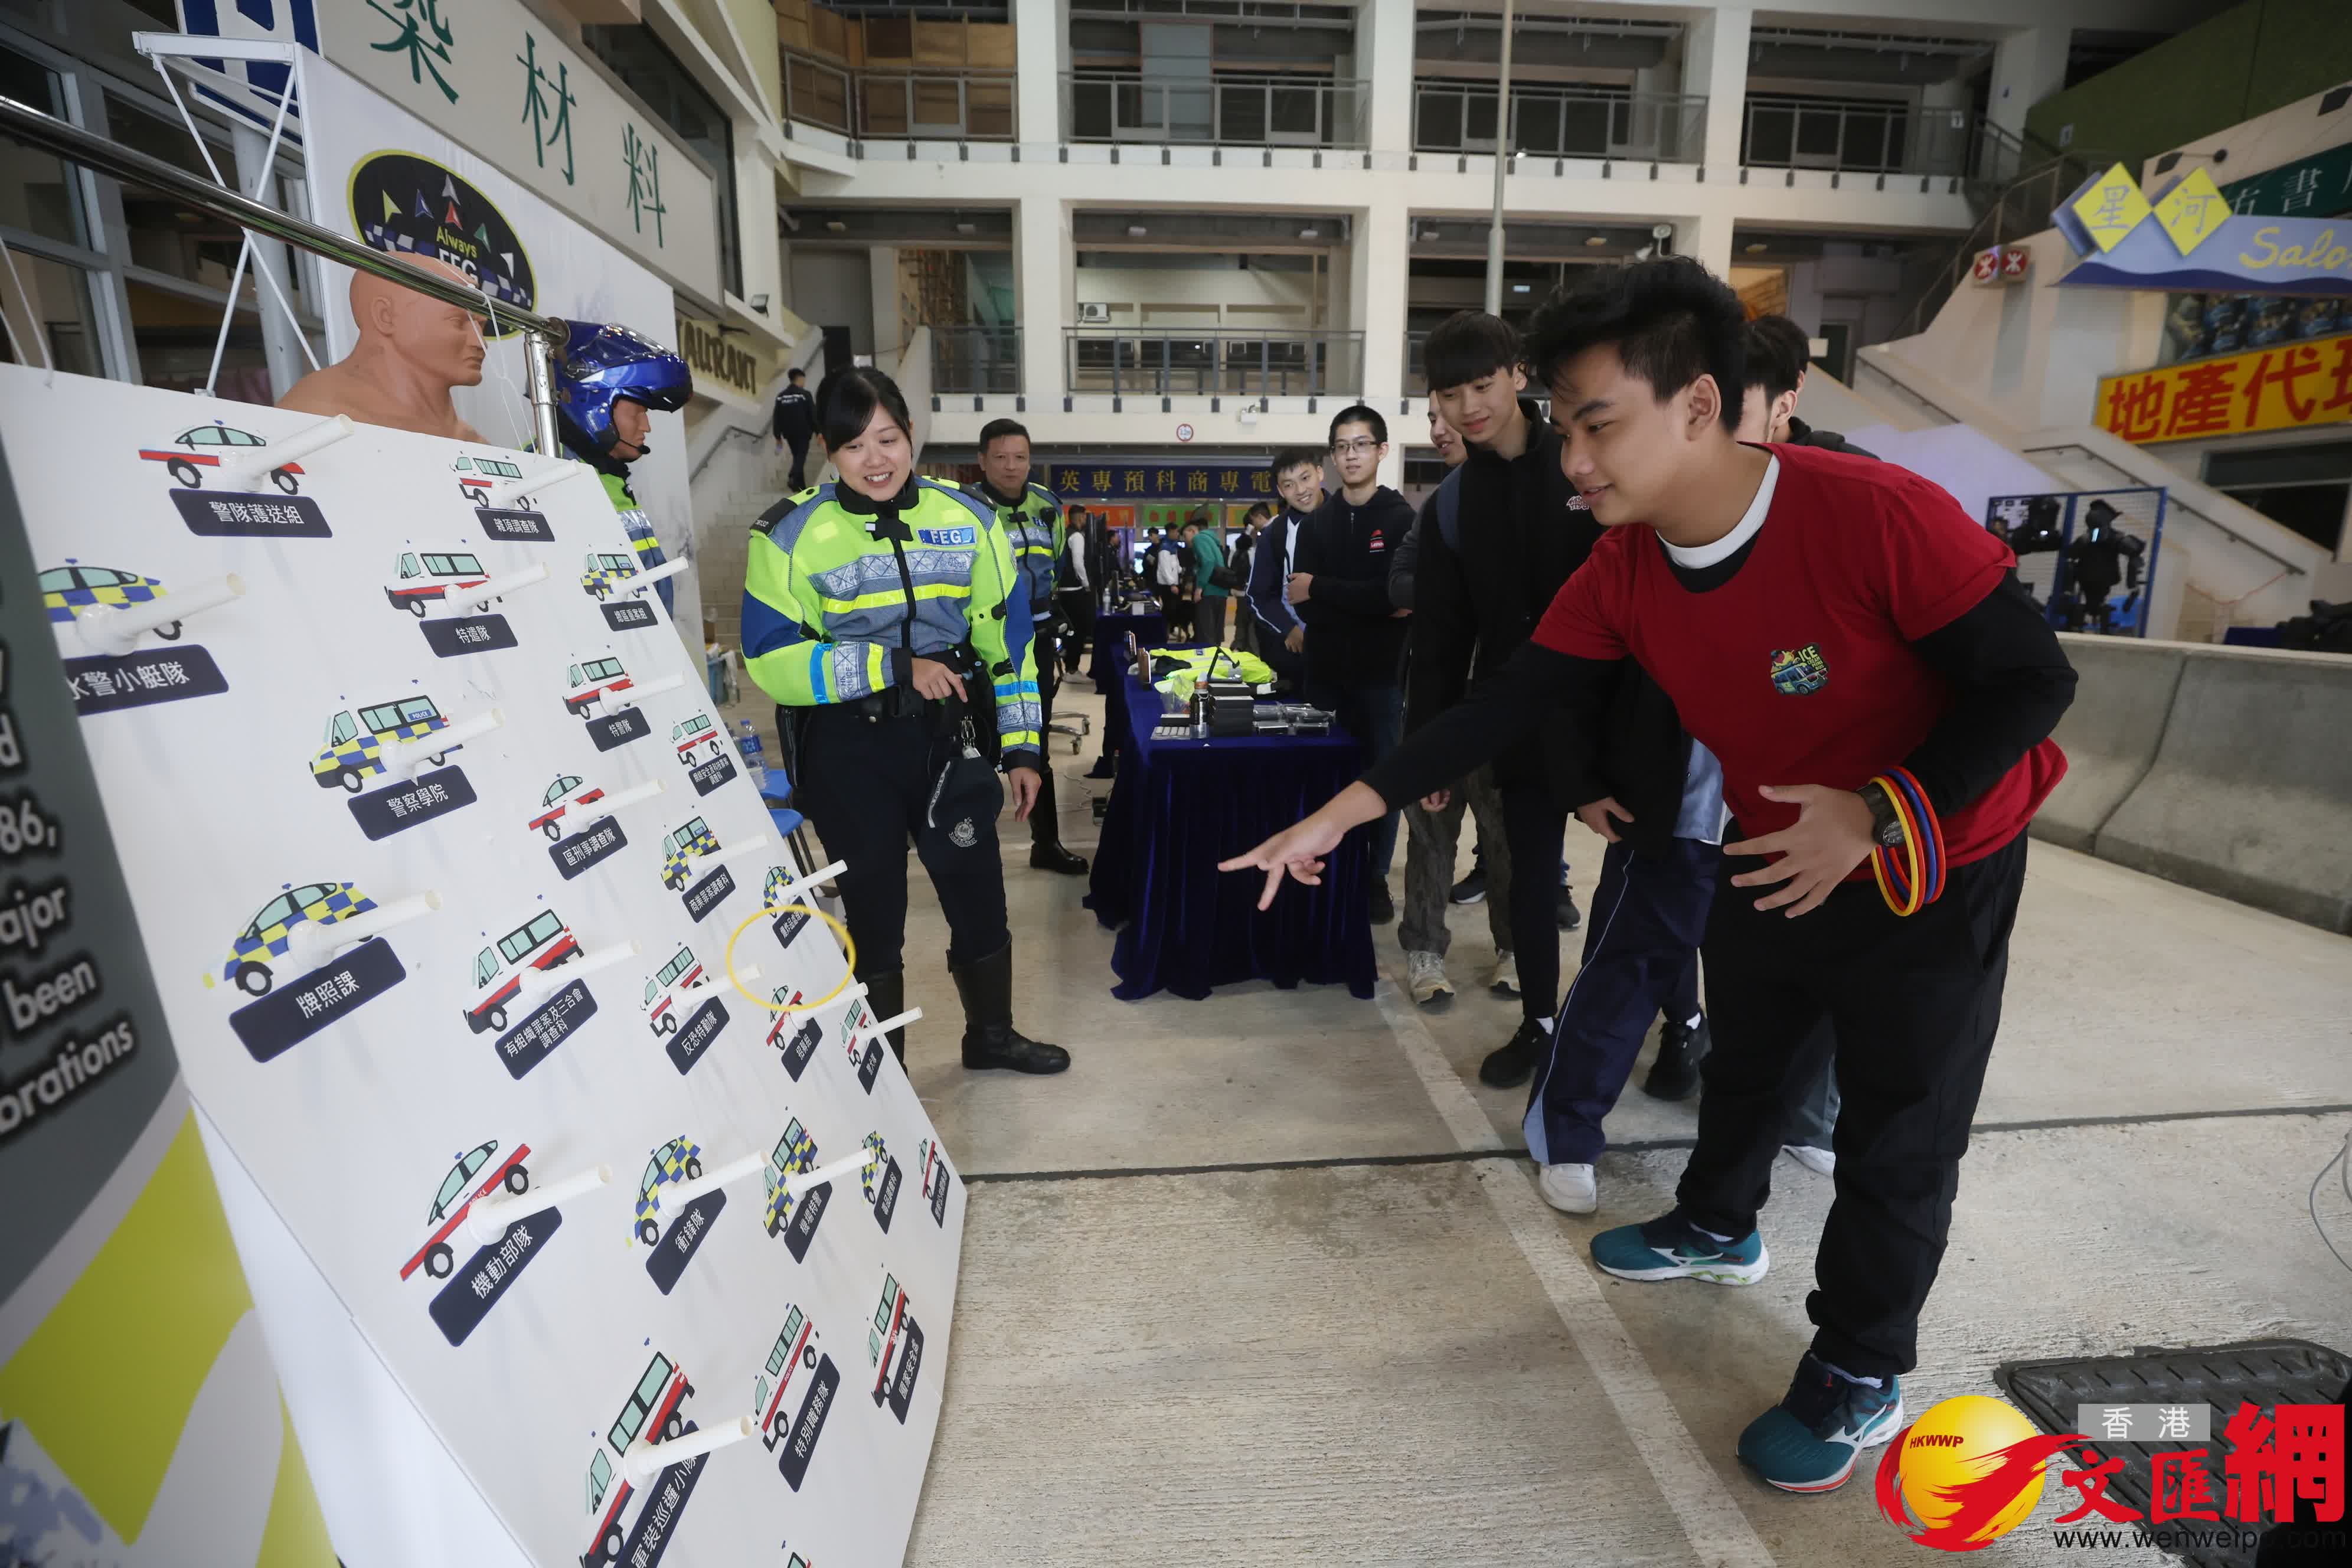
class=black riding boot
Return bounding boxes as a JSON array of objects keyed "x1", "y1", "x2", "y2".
[
  {"x1": 861, "y1": 968, "x2": 908, "y2": 1065},
  {"x1": 948, "y1": 941, "x2": 1069, "y2": 1074},
  {"x1": 1029, "y1": 763, "x2": 1090, "y2": 874}
]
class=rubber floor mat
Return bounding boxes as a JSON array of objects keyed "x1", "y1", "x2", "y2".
[{"x1": 1993, "y1": 1338, "x2": 2351, "y2": 1568}]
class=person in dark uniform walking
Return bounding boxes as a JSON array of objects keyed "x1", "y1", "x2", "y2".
[
  {"x1": 771, "y1": 366, "x2": 816, "y2": 490},
  {"x1": 743, "y1": 368, "x2": 1069, "y2": 1074}
]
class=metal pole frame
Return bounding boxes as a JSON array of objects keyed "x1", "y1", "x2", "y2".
[
  {"x1": 0, "y1": 89, "x2": 565, "y2": 454},
  {"x1": 1484, "y1": 0, "x2": 1516, "y2": 316}
]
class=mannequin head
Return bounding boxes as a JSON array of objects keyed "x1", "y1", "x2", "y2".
[{"x1": 350, "y1": 255, "x2": 484, "y2": 390}]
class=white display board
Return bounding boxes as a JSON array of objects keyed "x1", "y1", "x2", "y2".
[{"x1": 0, "y1": 364, "x2": 961, "y2": 1566}]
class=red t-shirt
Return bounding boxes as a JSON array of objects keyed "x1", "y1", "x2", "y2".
[{"x1": 1533, "y1": 443, "x2": 2066, "y2": 868}]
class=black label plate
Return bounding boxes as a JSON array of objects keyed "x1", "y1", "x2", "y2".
[
  {"x1": 345, "y1": 766, "x2": 475, "y2": 841},
  {"x1": 63, "y1": 646, "x2": 229, "y2": 715},
  {"x1": 426, "y1": 1206, "x2": 561, "y2": 1347},
  {"x1": 418, "y1": 614, "x2": 517, "y2": 658},
  {"x1": 227, "y1": 936, "x2": 406, "y2": 1063},
  {"x1": 170, "y1": 488, "x2": 331, "y2": 539}
]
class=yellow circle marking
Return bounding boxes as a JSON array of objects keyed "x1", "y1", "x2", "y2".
[{"x1": 723, "y1": 900, "x2": 855, "y2": 1014}]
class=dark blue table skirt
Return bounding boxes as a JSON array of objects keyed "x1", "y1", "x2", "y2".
[
  {"x1": 1090, "y1": 610, "x2": 1165, "y2": 688},
  {"x1": 1084, "y1": 671, "x2": 1376, "y2": 1002}
]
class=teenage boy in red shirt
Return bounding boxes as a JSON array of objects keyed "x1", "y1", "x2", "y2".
[{"x1": 1222, "y1": 258, "x2": 2076, "y2": 1495}]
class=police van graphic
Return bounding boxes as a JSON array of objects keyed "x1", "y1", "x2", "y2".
[
  {"x1": 400, "y1": 1139, "x2": 530, "y2": 1282},
  {"x1": 671, "y1": 714, "x2": 725, "y2": 765},
  {"x1": 464, "y1": 909, "x2": 579, "y2": 1034},
  {"x1": 138, "y1": 420, "x2": 302, "y2": 491},
  {"x1": 39, "y1": 566, "x2": 180, "y2": 638},
  {"x1": 752, "y1": 1305, "x2": 821, "y2": 1448},
  {"x1": 582, "y1": 1351, "x2": 697, "y2": 1566},
  {"x1": 452, "y1": 453, "x2": 530, "y2": 505},
  {"x1": 633, "y1": 1136, "x2": 703, "y2": 1244},
  {"x1": 216, "y1": 881, "x2": 374, "y2": 996},
  {"x1": 762, "y1": 1119, "x2": 819, "y2": 1236},
  {"x1": 530, "y1": 773, "x2": 607, "y2": 838},
  {"x1": 564, "y1": 654, "x2": 634, "y2": 717},
  {"x1": 658, "y1": 818, "x2": 719, "y2": 891},
  {"x1": 386, "y1": 548, "x2": 495, "y2": 616},
  {"x1": 582, "y1": 550, "x2": 638, "y2": 599},
  {"x1": 641, "y1": 946, "x2": 710, "y2": 1035},
  {"x1": 311, "y1": 695, "x2": 456, "y2": 792}
]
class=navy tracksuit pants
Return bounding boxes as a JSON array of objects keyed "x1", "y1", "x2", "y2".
[{"x1": 1523, "y1": 835, "x2": 1717, "y2": 1167}]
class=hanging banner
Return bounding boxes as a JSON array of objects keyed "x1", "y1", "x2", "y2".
[
  {"x1": 0, "y1": 449, "x2": 334, "y2": 1566},
  {"x1": 2094, "y1": 329, "x2": 2352, "y2": 443},
  {"x1": 1040, "y1": 462, "x2": 1283, "y2": 502},
  {"x1": 2053, "y1": 164, "x2": 2352, "y2": 296}
]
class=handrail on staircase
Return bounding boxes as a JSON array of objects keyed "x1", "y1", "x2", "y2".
[{"x1": 1894, "y1": 148, "x2": 2130, "y2": 341}]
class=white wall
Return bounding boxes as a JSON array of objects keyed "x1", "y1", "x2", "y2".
[
  {"x1": 1073, "y1": 262, "x2": 1321, "y2": 328},
  {"x1": 2142, "y1": 78, "x2": 2352, "y2": 188},
  {"x1": 789, "y1": 248, "x2": 875, "y2": 354}
]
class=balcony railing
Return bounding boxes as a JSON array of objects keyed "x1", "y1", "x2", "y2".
[
  {"x1": 781, "y1": 49, "x2": 1016, "y2": 141},
  {"x1": 1063, "y1": 72, "x2": 1368, "y2": 149},
  {"x1": 1413, "y1": 80, "x2": 1707, "y2": 164},
  {"x1": 933, "y1": 325, "x2": 1021, "y2": 396},
  {"x1": 1064, "y1": 328, "x2": 1363, "y2": 400},
  {"x1": 1740, "y1": 97, "x2": 2020, "y2": 182}
]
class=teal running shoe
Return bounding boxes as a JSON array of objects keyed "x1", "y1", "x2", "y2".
[
  {"x1": 1737, "y1": 1352, "x2": 1905, "y2": 1493},
  {"x1": 1589, "y1": 1209, "x2": 1769, "y2": 1285}
]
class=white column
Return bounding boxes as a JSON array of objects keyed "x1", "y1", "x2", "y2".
[
  {"x1": 1359, "y1": 0, "x2": 1415, "y2": 156},
  {"x1": 868, "y1": 246, "x2": 901, "y2": 371},
  {"x1": 1014, "y1": 195, "x2": 1069, "y2": 405},
  {"x1": 1988, "y1": 28, "x2": 2067, "y2": 142},
  {"x1": 1353, "y1": 193, "x2": 1410, "y2": 407},
  {"x1": 1684, "y1": 5, "x2": 1751, "y2": 178},
  {"x1": 1014, "y1": 0, "x2": 1066, "y2": 148}
]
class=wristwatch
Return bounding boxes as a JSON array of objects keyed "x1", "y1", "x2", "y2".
[{"x1": 1861, "y1": 781, "x2": 1905, "y2": 848}]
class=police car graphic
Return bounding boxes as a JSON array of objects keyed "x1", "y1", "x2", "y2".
[
  {"x1": 564, "y1": 654, "x2": 634, "y2": 717},
  {"x1": 658, "y1": 818, "x2": 719, "y2": 891},
  {"x1": 640, "y1": 946, "x2": 710, "y2": 1036},
  {"x1": 311, "y1": 695, "x2": 456, "y2": 792},
  {"x1": 633, "y1": 1137, "x2": 703, "y2": 1244},
  {"x1": 452, "y1": 453, "x2": 531, "y2": 507},
  {"x1": 582, "y1": 1350, "x2": 697, "y2": 1566},
  {"x1": 582, "y1": 550, "x2": 639, "y2": 600},
  {"x1": 138, "y1": 420, "x2": 302, "y2": 492},
  {"x1": 463, "y1": 909, "x2": 580, "y2": 1034},
  {"x1": 671, "y1": 713, "x2": 726, "y2": 765},
  {"x1": 399, "y1": 1139, "x2": 530, "y2": 1282},
  {"x1": 529, "y1": 774, "x2": 607, "y2": 839},
  {"x1": 217, "y1": 881, "x2": 375, "y2": 996},
  {"x1": 38, "y1": 566, "x2": 180, "y2": 639},
  {"x1": 762, "y1": 1119, "x2": 819, "y2": 1236},
  {"x1": 766, "y1": 984, "x2": 819, "y2": 1053},
  {"x1": 860, "y1": 1133, "x2": 889, "y2": 1203},
  {"x1": 386, "y1": 548, "x2": 496, "y2": 617},
  {"x1": 753, "y1": 1305, "x2": 822, "y2": 1449}
]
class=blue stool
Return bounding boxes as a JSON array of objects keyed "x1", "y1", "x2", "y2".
[{"x1": 760, "y1": 766, "x2": 803, "y2": 840}]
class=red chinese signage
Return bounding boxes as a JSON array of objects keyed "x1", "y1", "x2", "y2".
[{"x1": 2095, "y1": 330, "x2": 2352, "y2": 442}]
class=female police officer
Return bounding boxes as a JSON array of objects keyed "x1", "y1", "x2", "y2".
[{"x1": 741, "y1": 368, "x2": 1069, "y2": 1075}]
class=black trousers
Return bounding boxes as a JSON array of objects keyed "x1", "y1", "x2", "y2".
[
  {"x1": 783, "y1": 435, "x2": 811, "y2": 491},
  {"x1": 1031, "y1": 622, "x2": 1063, "y2": 847},
  {"x1": 793, "y1": 705, "x2": 1009, "y2": 977},
  {"x1": 1193, "y1": 596, "x2": 1226, "y2": 646},
  {"x1": 1057, "y1": 590, "x2": 1096, "y2": 671},
  {"x1": 1499, "y1": 780, "x2": 1572, "y2": 1025},
  {"x1": 1677, "y1": 831, "x2": 2029, "y2": 1380}
]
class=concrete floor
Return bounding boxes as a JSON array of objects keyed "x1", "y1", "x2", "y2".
[{"x1": 724, "y1": 677, "x2": 2352, "y2": 1567}]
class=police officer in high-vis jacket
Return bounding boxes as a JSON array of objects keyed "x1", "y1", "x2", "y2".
[
  {"x1": 966, "y1": 418, "x2": 1087, "y2": 876},
  {"x1": 742, "y1": 368, "x2": 1069, "y2": 1076},
  {"x1": 550, "y1": 319, "x2": 691, "y2": 614}
]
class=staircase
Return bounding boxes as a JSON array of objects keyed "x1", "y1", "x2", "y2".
[{"x1": 1894, "y1": 147, "x2": 2127, "y2": 341}]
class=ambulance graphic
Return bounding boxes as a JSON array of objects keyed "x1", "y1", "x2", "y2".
[
  {"x1": 671, "y1": 713, "x2": 726, "y2": 765},
  {"x1": 529, "y1": 773, "x2": 607, "y2": 838},
  {"x1": 658, "y1": 817, "x2": 719, "y2": 891},
  {"x1": 216, "y1": 881, "x2": 374, "y2": 997},
  {"x1": 641, "y1": 945, "x2": 710, "y2": 1035},
  {"x1": 868, "y1": 1268, "x2": 921, "y2": 1416},
  {"x1": 311, "y1": 695, "x2": 456, "y2": 792},
  {"x1": 762, "y1": 1118, "x2": 819, "y2": 1236},
  {"x1": 582, "y1": 550, "x2": 638, "y2": 599},
  {"x1": 386, "y1": 548, "x2": 496, "y2": 616},
  {"x1": 38, "y1": 566, "x2": 179, "y2": 638},
  {"x1": 752, "y1": 1305, "x2": 822, "y2": 1449},
  {"x1": 138, "y1": 420, "x2": 302, "y2": 491},
  {"x1": 581, "y1": 1351, "x2": 697, "y2": 1566},
  {"x1": 452, "y1": 453, "x2": 530, "y2": 505},
  {"x1": 633, "y1": 1137, "x2": 703, "y2": 1244},
  {"x1": 400, "y1": 1139, "x2": 530, "y2": 1282},
  {"x1": 463, "y1": 909, "x2": 580, "y2": 1034},
  {"x1": 564, "y1": 653, "x2": 634, "y2": 717}
]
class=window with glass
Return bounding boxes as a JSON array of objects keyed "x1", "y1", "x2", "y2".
[{"x1": 580, "y1": 25, "x2": 742, "y2": 298}]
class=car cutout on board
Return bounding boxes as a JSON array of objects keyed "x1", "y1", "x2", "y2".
[
  {"x1": 762, "y1": 1119, "x2": 819, "y2": 1234},
  {"x1": 870, "y1": 1270, "x2": 913, "y2": 1396},
  {"x1": 138, "y1": 421, "x2": 303, "y2": 492},
  {"x1": 582, "y1": 1351, "x2": 695, "y2": 1566},
  {"x1": 658, "y1": 818, "x2": 719, "y2": 891},
  {"x1": 312, "y1": 695, "x2": 456, "y2": 792},
  {"x1": 528, "y1": 774, "x2": 607, "y2": 839},
  {"x1": 217, "y1": 881, "x2": 375, "y2": 996},
  {"x1": 640, "y1": 946, "x2": 709, "y2": 1035},
  {"x1": 463, "y1": 910, "x2": 580, "y2": 1034},
  {"x1": 671, "y1": 713, "x2": 726, "y2": 766},
  {"x1": 752, "y1": 1305, "x2": 821, "y2": 1450},
  {"x1": 633, "y1": 1137, "x2": 704, "y2": 1244},
  {"x1": 38, "y1": 566, "x2": 179, "y2": 638},
  {"x1": 564, "y1": 655, "x2": 633, "y2": 717},
  {"x1": 386, "y1": 549, "x2": 496, "y2": 617},
  {"x1": 400, "y1": 1139, "x2": 531, "y2": 1281},
  {"x1": 582, "y1": 551, "x2": 638, "y2": 600},
  {"x1": 452, "y1": 453, "x2": 530, "y2": 506},
  {"x1": 765, "y1": 985, "x2": 819, "y2": 1057}
]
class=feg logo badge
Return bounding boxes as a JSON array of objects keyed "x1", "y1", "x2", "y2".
[
  {"x1": 754, "y1": 1304, "x2": 842, "y2": 1493},
  {"x1": 211, "y1": 880, "x2": 407, "y2": 1061},
  {"x1": 462, "y1": 903, "x2": 596, "y2": 1080},
  {"x1": 309, "y1": 690, "x2": 477, "y2": 841},
  {"x1": 867, "y1": 1268, "x2": 924, "y2": 1425},
  {"x1": 41, "y1": 563, "x2": 230, "y2": 715},
  {"x1": 580, "y1": 1348, "x2": 702, "y2": 1567},
  {"x1": 634, "y1": 1135, "x2": 723, "y2": 1295},
  {"x1": 642, "y1": 943, "x2": 728, "y2": 1075},
  {"x1": 396, "y1": 1139, "x2": 561, "y2": 1347},
  {"x1": 762, "y1": 1114, "x2": 830, "y2": 1262},
  {"x1": 860, "y1": 1131, "x2": 901, "y2": 1234},
  {"x1": 389, "y1": 545, "x2": 518, "y2": 658},
  {"x1": 141, "y1": 421, "x2": 331, "y2": 538},
  {"x1": 565, "y1": 651, "x2": 649, "y2": 752}
]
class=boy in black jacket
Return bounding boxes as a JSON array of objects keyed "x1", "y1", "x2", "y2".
[
  {"x1": 1290, "y1": 407, "x2": 1413, "y2": 922},
  {"x1": 1407, "y1": 314, "x2": 1602, "y2": 1085}
]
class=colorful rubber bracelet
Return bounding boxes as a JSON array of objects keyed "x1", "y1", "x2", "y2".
[
  {"x1": 1867, "y1": 775, "x2": 1926, "y2": 916},
  {"x1": 1883, "y1": 767, "x2": 1946, "y2": 905}
]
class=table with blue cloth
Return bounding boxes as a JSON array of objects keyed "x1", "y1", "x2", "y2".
[
  {"x1": 1089, "y1": 609, "x2": 1164, "y2": 687},
  {"x1": 1084, "y1": 669, "x2": 1376, "y2": 1001}
]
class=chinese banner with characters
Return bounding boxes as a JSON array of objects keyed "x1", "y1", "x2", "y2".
[
  {"x1": 2096, "y1": 330, "x2": 2352, "y2": 443},
  {"x1": 0, "y1": 362, "x2": 963, "y2": 1566},
  {"x1": 1040, "y1": 463, "x2": 1283, "y2": 502},
  {"x1": 2054, "y1": 165, "x2": 2352, "y2": 298},
  {"x1": 2220, "y1": 141, "x2": 2352, "y2": 221}
]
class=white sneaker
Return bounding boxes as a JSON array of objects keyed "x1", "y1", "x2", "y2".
[
  {"x1": 1537, "y1": 1162, "x2": 1598, "y2": 1214},
  {"x1": 1404, "y1": 950, "x2": 1454, "y2": 1010},
  {"x1": 1488, "y1": 950, "x2": 1520, "y2": 996},
  {"x1": 1784, "y1": 1144, "x2": 1836, "y2": 1175}
]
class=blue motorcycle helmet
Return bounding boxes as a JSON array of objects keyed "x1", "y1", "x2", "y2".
[{"x1": 548, "y1": 318, "x2": 690, "y2": 459}]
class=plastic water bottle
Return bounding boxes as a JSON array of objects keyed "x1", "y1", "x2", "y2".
[{"x1": 735, "y1": 719, "x2": 766, "y2": 769}]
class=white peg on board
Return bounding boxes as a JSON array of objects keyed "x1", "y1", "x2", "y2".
[
  {"x1": 517, "y1": 940, "x2": 640, "y2": 1002},
  {"x1": 221, "y1": 413, "x2": 352, "y2": 488},
  {"x1": 624, "y1": 557, "x2": 689, "y2": 594},
  {"x1": 626, "y1": 673, "x2": 687, "y2": 701},
  {"x1": 488, "y1": 462, "x2": 584, "y2": 508},
  {"x1": 658, "y1": 1150, "x2": 767, "y2": 1212},
  {"x1": 697, "y1": 838, "x2": 779, "y2": 876},
  {"x1": 853, "y1": 1007, "x2": 922, "y2": 1046},
  {"x1": 463, "y1": 1162, "x2": 610, "y2": 1244},
  {"x1": 387, "y1": 707, "x2": 504, "y2": 778},
  {"x1": 78, "y1": 573, "x2": 244, "y2": 656},
  {"x1": 622, "y1": 1416, "x2": 755, "y2": 1487},
  {"x1": 287, "y1": 890, "x2": 440, "y2": 963},
  {"x1": 596, "y1": 779, "x2": 666, "y2": 814},
  {"x1": 466, "y1": 563, "x2": 550, "y2": 601},
  {"x1": 778, "y1": 1148, "x2": 873, "y2": 1202},
  {"x1": 736, "y1": 962, "x2": 763, "y2": 986},
  {"x1": 762, "y1": 860, "x2": 847, "y2": 907}
]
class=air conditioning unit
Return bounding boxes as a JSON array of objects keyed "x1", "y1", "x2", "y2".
[{"x1": 1077, "y1": 301, "x2": 1111, "y2": 324}]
